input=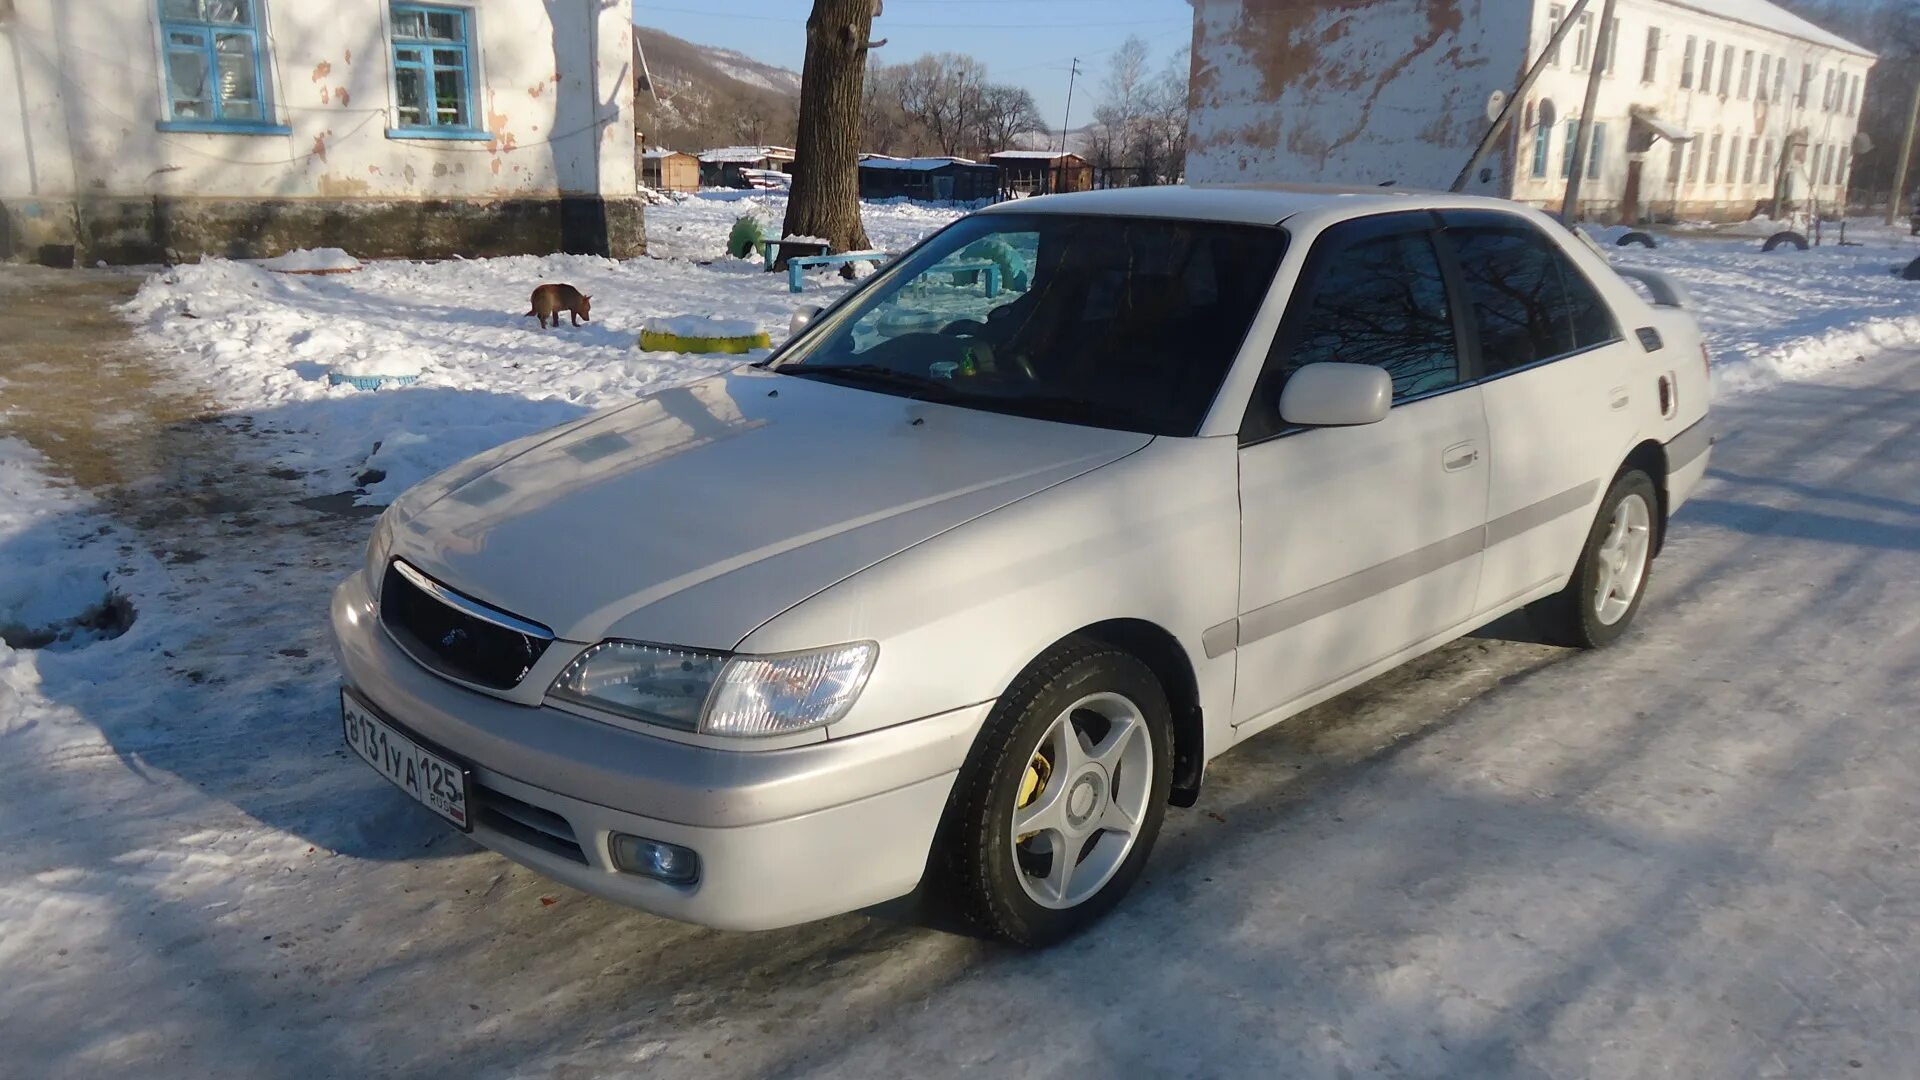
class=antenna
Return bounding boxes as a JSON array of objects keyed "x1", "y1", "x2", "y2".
[{"x1": 1059, "y1": 58, "x2": 1081, "y2": 156}]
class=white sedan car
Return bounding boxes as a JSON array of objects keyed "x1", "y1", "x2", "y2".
[{"x1": 331, "y1": 186, "x2": 1711, "y2": 946}]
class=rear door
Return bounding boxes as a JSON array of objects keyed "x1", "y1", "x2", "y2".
[
  {"x1": 1232, "y1": 212, "x2": 1490, "y2": 727},
  {"x1": 1435, "y1": 210, "x2": 1640, "y2": 615}
]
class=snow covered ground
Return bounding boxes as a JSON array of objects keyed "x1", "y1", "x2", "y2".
[{"x1": 4, "y1": 195, "x2": 1920, "y2": 1077}]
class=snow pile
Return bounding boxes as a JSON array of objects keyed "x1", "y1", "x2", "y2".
[
  {"x1": 330, "y1": 352, "x2": 423, "y2": 378},
  {"x1": 257, "y1": 248, "x2": 361, "y2": 274},
  {"x1": 641, "y1": 314, "x2": 762, "y2": 339},
  {"x1": 0, "y1": 441, "x2": 132, "y2": 659}
]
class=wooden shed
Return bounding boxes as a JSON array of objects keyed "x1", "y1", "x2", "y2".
[
  {"x1": 990, "y1": 151, "x2": 1093, "y2": 196},
  {"x1": 857, "y1": 157, "x2": 1000, "y2": 203},
  {"x1": 642, "y1": 149, "x2": 699, "y2": 193}
]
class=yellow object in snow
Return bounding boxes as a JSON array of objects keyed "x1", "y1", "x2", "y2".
[{"x1": 637, "y1": 328, "x2": 773, "y2": 355}]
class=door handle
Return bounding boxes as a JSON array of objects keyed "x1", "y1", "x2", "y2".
[
  {"x1": 1610, "y1": 385, "x2": 1631, "y2": 411},
  {"x1": 1442, "y1": 442, "x2": 1480, "y2": 472}
]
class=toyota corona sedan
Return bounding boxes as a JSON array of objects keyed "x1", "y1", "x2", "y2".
[{"x1": 331, "y1": 185, "x2": 1712, "y2": 946}]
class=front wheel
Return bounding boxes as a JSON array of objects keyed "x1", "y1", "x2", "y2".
[
  {"x1": 1528, "y1": 470, "x2": 1659, "y2": 649},
  {"x1": 937, "y1": 641, "x2": 1172, "y2": 947}
]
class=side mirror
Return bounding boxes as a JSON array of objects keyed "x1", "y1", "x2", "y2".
[
  {"x1": 1279, "y1": 363, "x2": 1392, "y2": 427},
  {"x1": 788, "y1": 306, "x2": 824, "y2": 337}
]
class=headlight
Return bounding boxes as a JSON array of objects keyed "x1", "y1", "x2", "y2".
[
  {"x1": 364, "y1": 511, "x2": 397, "y2": 598},
  {"x1": 549, "y1": 640, "x2": 875, "y2": 738}
]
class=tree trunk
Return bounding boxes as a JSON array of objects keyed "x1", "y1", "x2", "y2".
[{"x1": 781, "y1": 0, "x2": 875, "y2": 262}]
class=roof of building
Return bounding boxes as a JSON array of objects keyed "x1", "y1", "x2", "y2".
[
  {"x1": 699, "y1": 146, "x2": 797, "y2": 163},
  {"x1": 977, "y1": 182, "x2": 1538, "y2": 226},
  {"x1": 1669, "y1": 0, "x2": 1872, "y2": 58},
  {"x1": 990, "y1": 150, "x2": 1083, "y2": 161},
  {"x1": 642, "y1": 148, "x2": 694, "y2": 159},
  {"x1": 858, "y1": 156, "x2": 988, "y2": 171}
]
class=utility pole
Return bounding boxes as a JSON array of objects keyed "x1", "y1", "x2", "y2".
[
  {"x1": 1453, "y1": 0, "x2": 1594, "y2": 192},
  {"x1": 1562, "y1": 0, "x2": 1619, "y2": 223},
  {"x1": 1059, "y1": 58, "x2": 1081, "y2": 156},
  {"x1": 1887, "y1": 76, "x2": 1920, "y2": 228}
]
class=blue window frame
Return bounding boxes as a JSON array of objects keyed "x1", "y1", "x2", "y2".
[
  {"x1": 388, "y1": 4, "x2": 484, "y2": 139},
  {"x1": 1532, "y1": 121, "x2": 1551, "y2": 179},
  {"x1": 156, "y1": 0, "x2": 287, "y2": 133}
]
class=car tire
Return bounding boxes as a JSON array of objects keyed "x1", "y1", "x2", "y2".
[
  {"x1": 1616, "y1": 231, "x2": 1657, "y2": 249},
  {"x1": 1762, "y1": 231, "x2": 1809, "y2": 252},
  {"x1": 1527, "y1": 470, "x2": 1660, "y2": 649},
  {"x1": 937, "y1": 639, "x2": 1173, "y2": 948}
]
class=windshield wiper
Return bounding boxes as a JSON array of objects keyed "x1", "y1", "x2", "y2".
[{"x1": 780, "y1": 363, "x2": 963, "y2": 403}]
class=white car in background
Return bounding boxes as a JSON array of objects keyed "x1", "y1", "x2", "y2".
[{"x1": 331, "y1": 185, "x2": 1712, "y2": 947}]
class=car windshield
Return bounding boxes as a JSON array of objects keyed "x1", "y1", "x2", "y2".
[{"x1": 770, "y1": 213, "x2": 1287, "y2": 436}]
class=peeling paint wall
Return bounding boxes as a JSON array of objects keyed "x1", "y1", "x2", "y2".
[
  {"x1": 0, "y1": 0, "x2": 641, "y2": 260},
  {"x1": 1186, "y1": 0, "x2": 1525, "y2": 196}
]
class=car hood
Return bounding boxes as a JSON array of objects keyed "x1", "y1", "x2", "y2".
[{"x1": 386, "y1": 366, "x2": 1151, "y2": 648}]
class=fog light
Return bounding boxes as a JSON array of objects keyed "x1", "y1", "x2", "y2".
[{"x1": 609, "y1": 833, "x2": 700, "y2": 885}]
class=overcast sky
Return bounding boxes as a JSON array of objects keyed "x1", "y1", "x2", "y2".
[{"x1": 633, "y1": 0, "x2": 1194, "y2": 126}]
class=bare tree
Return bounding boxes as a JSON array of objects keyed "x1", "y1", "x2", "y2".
[
  {"x1": 782, "y1": 0, "x2": 884, "y2": 255},
  {"x1": 861, "y1": 63, "x2": 925, "y2": 156},
  {"x1": 896, "y1": 53, "x2": 989, "y2": 156},
  {"x1": 1087, "y1": 37, "x2": 1151, "y2": 172},
  {"x1": 980, "y1": 84, "x2": 1047, "y2": 155}
]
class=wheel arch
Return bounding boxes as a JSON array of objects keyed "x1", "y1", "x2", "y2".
[
  {"x1": 1620, "y1": 439, "x2": 1669, "y2": 556},
  {"x1": 1055, "y1": 619, "x2": 1207, "y2": 808}
]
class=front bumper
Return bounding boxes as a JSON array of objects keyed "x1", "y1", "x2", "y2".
[{"x1": 330, "y1": 571, "x2": 983, "y2": 930}]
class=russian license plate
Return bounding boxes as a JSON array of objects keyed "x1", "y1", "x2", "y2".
[{"x1": 342, "y1": 689, "x2": 472, "y2": 831}]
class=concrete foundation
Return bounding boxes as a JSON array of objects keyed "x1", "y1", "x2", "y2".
[{"x1": 0, "y1": 195, "x2": 645, "y2": 267}]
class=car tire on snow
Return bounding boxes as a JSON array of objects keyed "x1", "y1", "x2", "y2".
[
  {"x1": 1616, "y1": 231, "x2": 1657, "y2": 249},
  {"x1": 937, "y1": 639, "x2": 1172, "y2": 948},
  {"x1": 1528, "y1": 470, "x2": 1660, "y2": 650},
  {"x1": 1762, "y1": 231, "x2": 1809, "y2": 252}
]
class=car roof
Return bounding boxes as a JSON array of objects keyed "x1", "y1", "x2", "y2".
[{"x1": 975, "y1": 183, "x2": 1531, "y2": 227}]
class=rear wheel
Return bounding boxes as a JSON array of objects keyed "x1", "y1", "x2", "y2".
[
  {"x1": 1528, "y1": 470, "x2": 1658, "y2": 649},
  {"x1": 938, "y1": 641, "x2": 1172, "y2": 947}
]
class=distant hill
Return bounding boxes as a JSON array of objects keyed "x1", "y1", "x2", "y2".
[{"x1": 633, "y1": 26, "x2": 801, "y2": 153}]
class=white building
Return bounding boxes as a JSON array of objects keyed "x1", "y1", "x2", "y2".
[
  {"x1": 1, "y1": 0, "x2": 642, "y2": 265},
  {"x1": 1186, "y1": 0, "x2": 1875, "y2": 223}
]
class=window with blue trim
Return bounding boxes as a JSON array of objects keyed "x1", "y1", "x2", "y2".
[
  {"x1": 158, "y1": 0, "x2": 273, "y2": 127},
  {"x1": 1532, "y1": 122, "x2": 1551, "y2": 179},
  {"x1": 390, "y1": 4, "x2": 478, "y2": 133}
]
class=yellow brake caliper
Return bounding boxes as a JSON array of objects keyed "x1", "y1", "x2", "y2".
[{"x1": 1015, "y1": 749, "x2": 1053, "y2": 843}]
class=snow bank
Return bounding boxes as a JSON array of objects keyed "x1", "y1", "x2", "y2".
[
  {"x1": 640, "y1": 314, "x2": 762, "y2": 339},
  {"x1": 257, "y1": 248, "x2": 361, "y2": 273}
]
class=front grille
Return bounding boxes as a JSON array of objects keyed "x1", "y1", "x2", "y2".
[
  {"x1": 380, "y1": 561, "x2": 552, "y2": 690},
  {"x1": 473, "y1": 784, "x2": 587, "y2": 864}
]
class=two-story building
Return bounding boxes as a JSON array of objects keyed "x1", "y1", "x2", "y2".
[
  {"x1": 1, "y1": 0, "x2": 643, "y2": 265},
  {"x1": 1186, "y1": 0, "x2": 1874, "y2": 223}
]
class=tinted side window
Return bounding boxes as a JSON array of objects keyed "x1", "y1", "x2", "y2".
[
  {"x1": 1446, "y1": 225, "x2": 1619, "y2": 376},
  {"x1": 1283, "y1": 231, "x2": 1460, "y2": 400}
]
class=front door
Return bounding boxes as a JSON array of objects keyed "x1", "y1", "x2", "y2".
[
  {"x1": 1233, "y1": 213, "x2": 1490, "y2": 727},
  {"x1": 1623, "y1": 159, "x2": 1645, "y2": 225}
]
